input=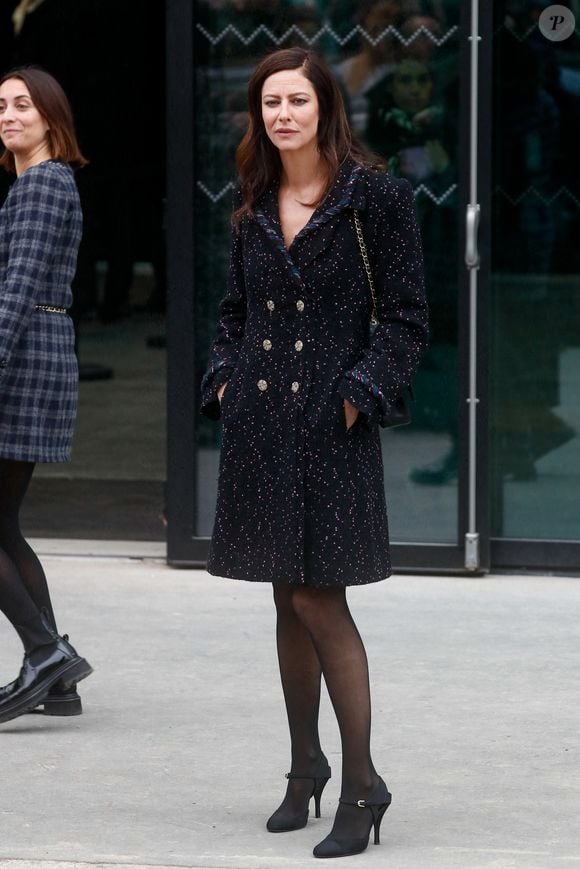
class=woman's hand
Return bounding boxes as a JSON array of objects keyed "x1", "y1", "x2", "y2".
[
  {"x1": 217, "y1": 382, "x2": 228, "y2": 403},
  {"x1": 344, "y1": 399, "x2": 359, "y2": 430}
]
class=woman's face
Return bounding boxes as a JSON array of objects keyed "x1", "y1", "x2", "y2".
[
  {"x1": 261, "y1": 69, "x2": 319, "y2": 156},
  {"x1": 391, "y1": 60, "x2": 433, "y2": 114},
  {"x1": 0, "y1": 78, "x2": 50, "y2": 159}
]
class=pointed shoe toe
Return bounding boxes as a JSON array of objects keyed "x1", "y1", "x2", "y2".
[
  {"x1": 266, "y1": 808, "x2": 309, "y2": 833},
  {"x1": 313, "y1": 833, "x2": 369, "y2": 858}
]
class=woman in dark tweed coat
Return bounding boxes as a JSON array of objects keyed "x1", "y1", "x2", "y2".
[
  {"x1": 202, "y1": 49, "x2": 428, "y2": 858},
  {"x1": 0, "y1": 68, "x2": 92, "y2": 725}
]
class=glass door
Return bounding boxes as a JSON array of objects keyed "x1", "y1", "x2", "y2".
[
  {"x1": 489, "y1": 0, "x2": 580, "y2": 569},
  {"x1": 166, "y1": 0, "x2": 488, "y2": 570}
]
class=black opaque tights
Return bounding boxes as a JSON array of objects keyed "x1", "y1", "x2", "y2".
[
  {"x1": 0, "y1": 460, "x2": 56, "y2": 634},
  {"x1": 272, "y1": 584, "x2": 381, "y2": 837}
]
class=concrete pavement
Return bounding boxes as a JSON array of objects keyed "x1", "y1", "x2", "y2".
[{"x1": 1, "y1": 554, "x2": 579, "y2": 869}]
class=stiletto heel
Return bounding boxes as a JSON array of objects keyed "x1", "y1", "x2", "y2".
[
  {"x1": 370, "y1": 801, "x2": 390, "y2": 845},
  {"x1": 313, "y1": 779, "x2": 392, "y2": 858},
  {"x1": 313, "y1": 777, "x2": 327, "y2": 818},
  {"x1": 266, "y1": 760, "x2": 331, "y2": 832}
]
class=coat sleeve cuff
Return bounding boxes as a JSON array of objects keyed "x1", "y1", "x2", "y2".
[{"x1": 337, "y1": 375, "x2": 381, "y2": 426}]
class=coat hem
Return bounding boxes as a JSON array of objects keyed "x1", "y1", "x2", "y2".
[
  {"x1": 0, "y1": 447, "x2": 71, "y2": 462},
  {"x1": 206, "y1": 565, "x2": 392, "y2": 588}
]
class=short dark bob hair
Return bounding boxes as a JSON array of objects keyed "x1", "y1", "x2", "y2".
[
  {"x1": 234, "y1": 47, "x2": 382, "y2": 226},
  {"x1": 0, "y1": 66, "x2": 87, "y2": 172}
]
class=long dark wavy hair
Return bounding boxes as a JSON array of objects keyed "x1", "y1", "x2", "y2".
[{"x1": 234, "y1": 47, "x2": 383, "y2": 226}]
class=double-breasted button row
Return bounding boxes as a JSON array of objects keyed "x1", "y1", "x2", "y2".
[
  {"x1": 257, "y1": 379, "x2": 301, "y2": 393},
  {"x1": 262, "y1": 338, "x2": 302, "y2": 352},
  {"x1": 266, "y1": 299, "x2": 304, "y2": 312}
]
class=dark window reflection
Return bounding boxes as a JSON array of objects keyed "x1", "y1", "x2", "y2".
[{"x1": 491, "y1": 0, "x2": 580, "y2": 539}]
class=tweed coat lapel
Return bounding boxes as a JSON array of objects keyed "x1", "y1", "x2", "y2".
[
  {"x1": 290, "y1": 161, "x2": 365, "y2": 272},
  {"x1": 253, "y1": 161, "x2": 366, "y2": 282}
]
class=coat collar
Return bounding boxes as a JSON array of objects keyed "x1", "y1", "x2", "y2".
[{"x1": 254, "y1": 160, "x2": 367, "y2": 280}]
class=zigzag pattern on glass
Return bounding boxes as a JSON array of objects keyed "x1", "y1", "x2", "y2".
[
  {"x1": 196, "y1": 22, "x2": 458, "y2": 49},
  {"x1": 196, "y1": 180, "x2": 457, "y2": 205},
  {"x1": 494, "y1": 22, "x2": 580, "y2": 40},
  {"x1": 494, "y1": 185, "x2": 580, "y2": 208}
]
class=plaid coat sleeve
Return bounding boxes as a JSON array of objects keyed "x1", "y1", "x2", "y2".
[{"x1": 0, "y1": 167, "x2": 71, "y2": 367}]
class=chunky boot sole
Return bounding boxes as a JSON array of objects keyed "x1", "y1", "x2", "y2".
[
  {"x1": 41, "y1": 688, "x2": 83, "y2": 716},
  {"x1": 0, "y1": 658, "x2": 92, "y2": 724}
]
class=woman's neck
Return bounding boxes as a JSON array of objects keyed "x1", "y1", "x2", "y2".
[
  {"x1": 279, "y1": 148, "x2": 327, "y2": 199},
  {"x1": 15, "y1": 143, "x2": 53, "y2": 177}
]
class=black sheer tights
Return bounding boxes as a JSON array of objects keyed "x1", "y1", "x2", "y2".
[
  {"x1": 0, "y1": 460, "x2": 56, "y2": 637},
  {"x1": 272, "y1": 585, "x2": 381, "y2": 836}
]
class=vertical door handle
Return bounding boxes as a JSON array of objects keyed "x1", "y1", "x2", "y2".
[{"x1": 465, "y1": 203, "x2": 480, "y2": 269}]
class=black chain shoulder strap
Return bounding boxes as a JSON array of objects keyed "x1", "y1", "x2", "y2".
[{"x1": 353, "y1": 210, "x2": 379, "y2": 327}]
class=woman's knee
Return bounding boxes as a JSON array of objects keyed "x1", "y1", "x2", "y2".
[
  {"x1": 290, "y1": 586, "x2": 346, "y2": 628},
  {"x1": 272, "y1": 582, "x2": 296, "y2": 614}
]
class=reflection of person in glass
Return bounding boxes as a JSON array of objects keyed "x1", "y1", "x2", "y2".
[
  {"x1": 0, "y1": 68, "x2": 93, "y2": 724},
  {"x1": 201, "y1": 47, "x2": 427, "y2": 858},
  {"x1": 367, "y1": 55, "x2": 458, "y2": 484},
  {"x1": 336, "y1": 0, "x2": 403, "y2": 133},
  {"x1": 492, "y1": 32, "x2": 574, "y2": 481},
  {"x1": 367, "y1": 57, "x2": 452, "y2": 195}
]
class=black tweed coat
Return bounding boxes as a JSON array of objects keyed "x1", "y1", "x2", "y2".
[
  {"x1": 0, "y1": 160, "x2": 82, "y2": 463},
  {"x1": 201, "y1": 161, "x2": 428, "y2": 587}
]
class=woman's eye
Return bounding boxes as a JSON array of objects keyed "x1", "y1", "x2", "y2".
[{"x1": 293, "y1": 98, "x2": 307, "y2": 105}]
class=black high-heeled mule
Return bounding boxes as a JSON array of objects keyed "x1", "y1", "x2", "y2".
[
  {"x1": 313, "y1": 780, "x2": 392, "y2": 858},
  {"x1": 266, "y1": 761, "x2": 332, "y2": 832}
]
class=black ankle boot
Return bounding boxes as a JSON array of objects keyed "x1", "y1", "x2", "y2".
[
  {"x1": 313, "y1": 777, "x2": 392, "y2": 858},
  {"x1": 267, "y1": 758, "x2": 332, "y2": 832},
  {"x1": 0, "y1": 612, "x2": 92, "y2": 724},
  {"x1": 1, "y1": 676, "x2": 82, "y2": 717}
]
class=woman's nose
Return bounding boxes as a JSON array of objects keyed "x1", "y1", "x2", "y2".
[{"x1": 277, "y1": 101, "x2": 290, "y2": 120}]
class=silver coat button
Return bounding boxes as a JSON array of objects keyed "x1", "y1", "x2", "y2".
[
  {"x1": 291, "y1": 381, "x2": 300, "y2": 393},
  {"x1": 296, "y1": 300, "x2": 305, "y2": 312},
  {"x1": 258, "y1": 379, "x2": 268, "y2": 391},
  {"x1": 266, "y1": 300, "x2": 275, "y2": 311},
  {"x1": 294, "y1": 340, "x2": 303, "y2": 352},
  {"x1": 263, "y1": 339, "x2": 272, "y2": 351}
]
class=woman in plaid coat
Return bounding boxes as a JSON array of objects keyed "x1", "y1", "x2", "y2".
[{"x1": 0, "y1": 68, "x2": 92, "y2": 725}]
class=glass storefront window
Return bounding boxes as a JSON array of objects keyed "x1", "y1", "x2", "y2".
[
  {"x1": 194, "y1": 1, "x2": 463, "y2": 544},
  {"x1": 491, "y1": 4, "x2": 580, "y2": 541}
]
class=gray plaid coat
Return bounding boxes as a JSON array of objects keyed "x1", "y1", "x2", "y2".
[{"x1": 0, "y1": 160, "x2": 82, "y2": 462}]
